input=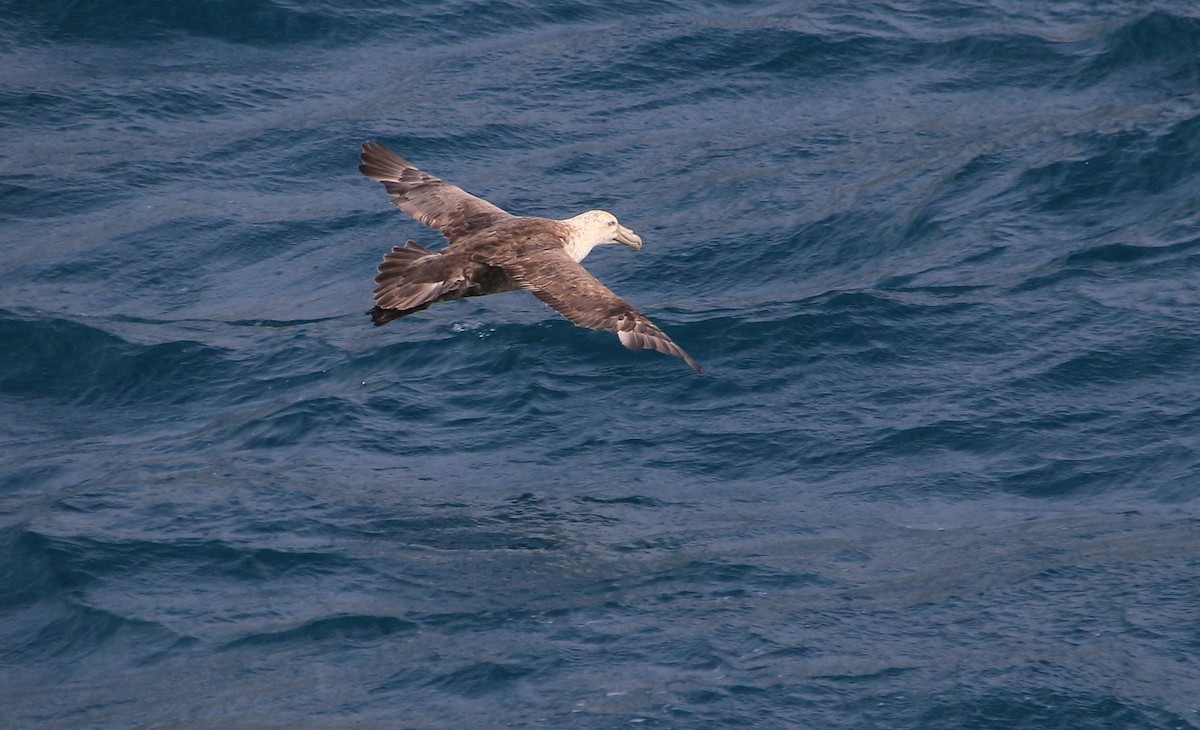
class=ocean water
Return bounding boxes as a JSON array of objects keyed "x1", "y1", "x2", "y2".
[{"x1": 2, "y1": 0, "x2": 1199, "y2": 727}]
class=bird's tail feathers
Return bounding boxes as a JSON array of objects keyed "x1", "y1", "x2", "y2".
[{"x1": 369, "y1": 240, "x2": 449, "y2": 326}]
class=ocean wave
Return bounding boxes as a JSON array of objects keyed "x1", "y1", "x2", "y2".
[
  {"x1": 222, "y1": 613, "x2": 417, "y2": 648},
  {"x1": 1087, "y1": 10, "x2": 1200, "y2": 86},
  {"x1": 10, "y1": 0, "x2": 357, "y2": 46},
  {"x1": 1019, "y1": 112, "x2": 1200, "y2": 213},
  {"x1": 0, "y1": 311, "x2": 232, "y2": 408}
]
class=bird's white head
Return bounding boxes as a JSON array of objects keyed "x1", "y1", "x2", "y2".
[{"x1": 562, "y1": 209, "x2": 643, "y2": 262}]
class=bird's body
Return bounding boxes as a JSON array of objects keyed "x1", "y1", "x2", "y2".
[{"x1": 358, "y1": 141, "x2": 699, "y2": 373}]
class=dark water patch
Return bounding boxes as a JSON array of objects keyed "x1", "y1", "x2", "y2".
[
  {"x1": 224, "y1": 613, "x2": 416, "y2": 648},
  {"x1": 424, "y1": 660, "x2": 536, "y2": 697},
  {"x1": 0, "y1": 461, "x2": 65, "y2": 496},
  {"x1": 916, "y1": 688, "x2": 1189, "y2": 730},
  {"x1": 409, "y1": 526, "x2": 559, "y2": 552},
  {"x1": 747, "y1": 210, "x2": 950, "y2": 289},
  {"x1": 14, "y1": 601, "x2": 184, "y2": 664},
  {"x1": 0, "y1": 165, "x2": 128, "y2": 225},
  {"x1": 1063, "y1": 238, "x2": 1200, "y2": 267},
  {"x1": 749, "y1": 27, "x2": 892, "y2": 79},
  {"x1": 1005, "y1": 265, "x2": 1106, "y2": 297},
  {"x1": 611, "y1": 26, "x2": 884, "y2": 88},
  {"x1": 0, "y1": 89, "x2": 88, "y2": 131},
  {"x1": 228, "y1": 396, "x2": 366, "y2": 450},
  {"x1": 701, "y1": 290, "x2": 981, "y2": 375},
  {"x1": 1019, "y1": 113, "x2": 1200, "y2": 214},
  {"x1": 380, "y1": 0, "x2": 702, "y2": 50},
  {"x1": 912, "y1": 32, "x2": 1087, "y2": 92},
  {"x1": 28, "y1": 528, "x2": 356, "y2": 589},
  {"x1": 895, "y1": 150, "x2": 1031, "y2": 241},
  {"x1": 0, "y1": 74, "x2": 308, "y2": 142},
  {"x1": 0, "y1": 174, "x2": 76, "y2": 223},
  {"x1": 37, "y1": 217, "x2": 239, "y2": 308},
  {"x1": 590, "y1": 14, "x2": 1173, "y2": 98},
  {"x1": 339, "y1": 502, "x2": 565, "y2": 552},
  {"x1": 1016, "y1": 329, "x2": 1198, "y2": 390},
  {"x1": 221, "y1": 315, "x2": 349, "y2": 329},
  {"x1": 96, "y1": 85, "x2": 265, "y2": 126},
  {"x1": 893, "y1": 9, "x2": 1200, "y2": 94},
  {"x1": 627, "y1": 559, "x2": 825, "y2": 594},
  {"x1": 414, "y1": 606, "x2": 552, "y2": 634},
  {"x1": 358, "y1": 125, "x2": 563, "y2": 172},
  {"x1": 1083, "y1": 11, "x2": 1200, "y2": 90},
  {"x1": 0, "y1": 527, "x2": 64, "y2": 609},
  {"x1": 372, "y1": 656, "x2": 540, "y2": 697},
  {"x1": 352, "y1": 321, "x2": 707, "y2": 457},
  {"x1": 1001, "y1": 458, "x2": 1136, "y2": 500},
  {"x1": 865, "y1": 417, "x2": 999, "y2": 461},
  {"x1": 576, "y1": 494, "x2": 669, "y2": 508},
  {"x1": 1013, "y1": 234, "x2": 1200, "y2": 300},
  {"x1": 0, "y1": 312, "x2": 231, "y2": 408},
  {"x1": 205, "y1": 135, "x2": 360, "y2": 196},
  {"x1": 92, "y1": 154, "x2": 212, "y2": 195},
  {"x1": 337, "y1": 512, "x2": 482, "y2": 539},
  {"x1": 11, "y1": 0, "x2": 359, "y2": 46}
]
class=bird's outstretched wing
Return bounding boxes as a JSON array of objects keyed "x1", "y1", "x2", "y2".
[
  {"x1": 359, "y1": 141, "x2": 512, "y2": 241},
  {"x1": 498, "y1": 248, "x2": 700, "y2": 373}
]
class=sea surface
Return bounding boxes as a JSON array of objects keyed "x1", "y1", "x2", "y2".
[{"x1": 2, "y1": 1, "x2": 1199, "y2": 727}]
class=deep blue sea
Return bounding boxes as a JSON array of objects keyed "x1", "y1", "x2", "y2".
[{"x1": 3, "y1": 1, "x2": 1199, "y2": 727}]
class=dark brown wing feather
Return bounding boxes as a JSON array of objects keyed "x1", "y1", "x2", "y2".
[
  {"x1": 499, "y1": 249, "x2": 700, "y2": 373},
  {"x1": 359, "y1": 141, "x2": 512, "y2": 241}
]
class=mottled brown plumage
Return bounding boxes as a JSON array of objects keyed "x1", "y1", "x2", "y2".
[{"x1": 358, "y1": 141, "x2": 699, "y2": 373}]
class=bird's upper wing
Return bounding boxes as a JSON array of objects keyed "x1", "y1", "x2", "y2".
[
  {"x1": 359, "y1": 141, "x2": 512, "y2": 241},
  {"x1": 496, "y1": 248, "x2": 700, "y2": 373}
]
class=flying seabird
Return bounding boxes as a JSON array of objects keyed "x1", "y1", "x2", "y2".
[{"x1": 358, "y1": 140, "x2": 700, "y2": 373}]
